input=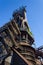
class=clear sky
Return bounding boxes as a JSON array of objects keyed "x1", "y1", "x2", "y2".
[{"x1": 0, "y1": 0, "x2": 43, "y2": 48}]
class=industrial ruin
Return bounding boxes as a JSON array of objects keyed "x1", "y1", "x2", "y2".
[{"x1": 0, "y1": 7, "x2": 43, "y2": 65}]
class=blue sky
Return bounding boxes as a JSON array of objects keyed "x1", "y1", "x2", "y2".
[{"x1": 0, "y1": 0, "x2": 43, "y2": 48}]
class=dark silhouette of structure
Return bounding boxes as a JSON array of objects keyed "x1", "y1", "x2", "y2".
[{"x1": 0, "y1": 7, "x2": 43, "y2": 65}]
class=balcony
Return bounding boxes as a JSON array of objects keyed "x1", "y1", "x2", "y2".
[
  {"x1": 20, "y1": 27, "x2": 34, "y2": 44},
  {"x1": 20, "y1": 27, "x2": 33, "y2": 39}
]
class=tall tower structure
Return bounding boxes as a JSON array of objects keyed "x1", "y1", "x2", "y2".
[
  {"x1": 13, "y1": 7, "x2": 36, "y2": 65},
  {"x1": 0, "y1": 6, "x2": 43, "y2": 65}
]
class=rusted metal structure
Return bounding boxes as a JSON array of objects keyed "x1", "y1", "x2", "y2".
[
  {"x1": 0, "y1": 7, "x2": 43, "y2": 65},
  {"x1": 35, "y1": 46, "x2": 43, "y2": 65}
]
